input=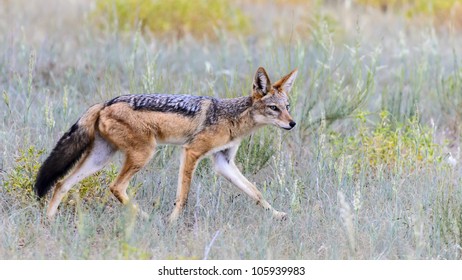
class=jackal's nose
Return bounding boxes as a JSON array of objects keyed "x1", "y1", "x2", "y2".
[{"x1": 289, "y1": 121, "x2": 296, "y2": 128}]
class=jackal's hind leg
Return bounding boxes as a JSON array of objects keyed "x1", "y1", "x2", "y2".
[
  {"x1": 213, "y1": 149, "x2": 287, "y2": 220},
  {"x1": 109, "y1": 144, "x2": 155, "y2": 206},
  {"x1": 47, "y1": 135, "x2": 115, "y2": 218}
]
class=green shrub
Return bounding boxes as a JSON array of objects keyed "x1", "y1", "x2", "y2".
[
  {"x1": 2, "y1": 146, "x2": 44, "y2": 204},
  {"x1": 403, "y1": 0, "x2": 461, "y2": 17},
  {"x1": 94, "y1": 0, "x2": 250, "y2": 38},
  {"x1": 356, "y1": 0, "x2": 462, "y2": 26},
  {"x1": 330, "y1": 110, "x2": 443, "y2": 173}
]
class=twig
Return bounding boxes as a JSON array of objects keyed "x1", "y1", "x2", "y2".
[{"x1": 203, "y1": 230, "x2": 220, "y2": 260}]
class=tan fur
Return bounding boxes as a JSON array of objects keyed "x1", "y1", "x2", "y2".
[
  {"x1": 80, "y1": 103, "x2": 105, "y2": 136},
  {"x1": 44, "y1": 67, "x2": 298, "y2": 223}
]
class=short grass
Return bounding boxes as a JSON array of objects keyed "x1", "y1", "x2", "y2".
[{"x1": 1, "y1": 0, "x2": 462, "y2": 259}]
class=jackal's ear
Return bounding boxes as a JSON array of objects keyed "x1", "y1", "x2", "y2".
[
  {"x1": 253, "y1": 67, "x2": 271, "y2": 98},
  {"x1": 273, "y1": 68, "x2": 298, "y2": 94}
]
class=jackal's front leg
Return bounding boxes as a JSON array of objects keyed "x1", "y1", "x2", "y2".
[
  {"x1": 213, "y1": 149, "x2": 287, "y2": 220},
  {"x1": 169, "y1": 147, "x2": 204, "y2": 223}
]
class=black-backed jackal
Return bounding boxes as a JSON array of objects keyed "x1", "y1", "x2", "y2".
[{"x1": 34, "y1": 67, "x2": 298, "y2": 222}]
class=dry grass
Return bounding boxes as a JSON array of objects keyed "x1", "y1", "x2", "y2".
[{"x1": 1, "y1": 0, "x2": 462, "y2": 260}]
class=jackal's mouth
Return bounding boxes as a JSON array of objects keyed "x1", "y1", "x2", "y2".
[
  {"x1": 280, "y1": 121, "x2": 296, "y2": 130},
  {"x1": 272, "y1": 120, "x2": 296, "y2": 131}
]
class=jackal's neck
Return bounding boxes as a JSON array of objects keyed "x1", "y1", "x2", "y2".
[
  {"x1": 217, "y1": 96, "x2": 252, "y2": 116},
  {"x1": 216, "y1": 96, "x2": 262, "y2": 138}
]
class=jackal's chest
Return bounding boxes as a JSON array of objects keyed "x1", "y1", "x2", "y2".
[{"x1": 206, "y1": 138, "x2": 242, "y2": 155}]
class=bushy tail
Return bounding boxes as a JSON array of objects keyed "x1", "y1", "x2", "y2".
[{"x1": 34, "y1": 103, "x2": 104, "y2": 198}]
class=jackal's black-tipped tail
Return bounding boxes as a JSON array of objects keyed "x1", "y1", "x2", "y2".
[{"x1": 34, "y1": 103, "x2": 103, "y2": 198}]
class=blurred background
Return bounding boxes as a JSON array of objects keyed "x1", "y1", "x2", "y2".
[{"x1": 2, "y1": 0, "x2": 462, "y2": 259}]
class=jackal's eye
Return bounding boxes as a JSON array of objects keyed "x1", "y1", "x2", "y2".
[
  {"x1": 268, "y1": 105, "x2": 279, "y2": 111},
  {"x1": 286, "y1": 105, "x2": 290, "y2": 111}
]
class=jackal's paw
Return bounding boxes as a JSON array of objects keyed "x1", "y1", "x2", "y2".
[
  {"x1": 45, "y1": 213, "x2": 56, "y2": 221},
  {"x1": 138, "y1": 209, "x2": 150, "y2": 220},
  {"x1": 272, "y1": 211, "x2": 288, "y2": 221},
  {"x1": 130, "y1": 204, "x2": 149, "y2": 220},
  {"x1": 168, "y1": 209, "x2": 181, "y2": 225}
]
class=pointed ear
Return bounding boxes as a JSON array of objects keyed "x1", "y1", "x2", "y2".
[
  {"x1": 252, "y1": 67, "x2": 271, "y2": 98},
  {"x1": 273, "y1": 68, "x2": 298, "y2": 94}
]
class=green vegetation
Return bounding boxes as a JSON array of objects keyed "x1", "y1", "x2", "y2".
[
  {"x1": 1, "y1": 0, "x2": 462, "y2": 259},
  {"x1": 94, "y1": 0, "x2": 250, "y2": 38},
  {"x1": 356, "y1": 0, "x2": 460, "y2": 13},
  {"x1": 2, "y1": 146, "x2": 43, "y2": 205},
  {"x1": 330, "y1": 111, "x2": 442, "y2": 172},
  {"x1": 356, "y1": 0, "x2": 462, "y2": 25}
]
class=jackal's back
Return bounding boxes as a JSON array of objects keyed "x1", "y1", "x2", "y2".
[{"x1": 105, "y1": 94, "x2": 214, "y2": 117}]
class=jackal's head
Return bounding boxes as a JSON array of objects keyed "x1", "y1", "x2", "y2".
[{"x1": 251, "y1": 67, "x2": 298, "y2": 130}]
